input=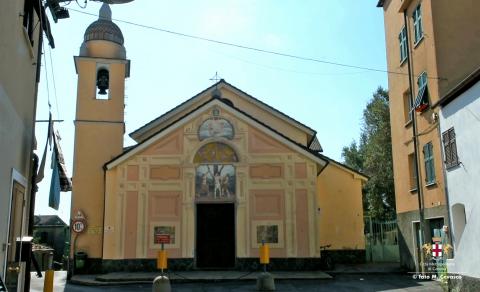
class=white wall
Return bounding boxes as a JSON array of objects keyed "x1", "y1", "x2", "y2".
[{"x1": 440, "y1": 80, "x2": 480, "y2": 279}]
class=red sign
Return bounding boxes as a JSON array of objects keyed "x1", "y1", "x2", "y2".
[
  {"x1": 155, "y1": 234, "x2": 170, "y2": 244},
  {"x1": 72, "y1": 219, "x2": 86, "y2": 233}
]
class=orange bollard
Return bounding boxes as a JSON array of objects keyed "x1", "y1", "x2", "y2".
[
  {"x1": 260, "y1": 243, "x2": 270, "y2": 265},
  {"x1": 157, "y1": 250, "x2": 167, "y2": 270}
]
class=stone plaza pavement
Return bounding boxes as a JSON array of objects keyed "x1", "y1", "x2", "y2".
[{"x1": 29, "y1": 263, "x2": 443, "y2": 291}]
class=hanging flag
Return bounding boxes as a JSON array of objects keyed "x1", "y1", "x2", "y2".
[
  {"x1": 53, "y1": 130, "x2": 72, "y2": 191},
  {"x1": 49, "y1": 149, "x2": 61, "y2": 210},
  {"x1": 36, "y1": 113, "x2": 54, "y2": 183},
  {"x1": 48, "y1": 126, "x2": 72, "y2": 210}
]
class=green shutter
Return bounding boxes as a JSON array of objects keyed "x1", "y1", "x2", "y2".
[{"x1": 423, "y1": 142, "x2": 435, "y2": 184}]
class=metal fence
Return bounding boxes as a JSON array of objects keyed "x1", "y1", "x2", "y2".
[{"x1": 364, "y1": 217, "x2": 400, "y2": 262}]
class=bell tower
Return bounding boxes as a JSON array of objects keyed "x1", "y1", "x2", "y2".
[{"x1": 71, "y1": 3, "x2": 130, "y2": 264}]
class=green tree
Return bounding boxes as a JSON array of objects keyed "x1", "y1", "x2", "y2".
[{"x1": 342, "y1": 87, "x2": 395, "y2": 220}]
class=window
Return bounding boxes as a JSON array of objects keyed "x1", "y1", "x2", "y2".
[
  {"x1": 442, "y1": 127, "x2": 459, "y2": 168},
  {"x1": 417, "y1": 71, "x2": 427, "y2": 89},
  {"x1": 408, "y1": 153, "x2": 417, "y2": 191},
  {"x1": 414, "y1": 72, "x2": 429, "y2": 112},
  {"x1": 423, "y1": 142, "x2": 436, "y2": 185},
  {"x1": 427, "y1": 218, "x2": 444, "y2": 240},
  {"x1": 399, "y1": 26, "x2": 408, "y2": 63},
  {"x1": 413, "y1": 4, "x2": 423, "y2": 44},
  {"x1": 23, "y1": 0, "x2": 35, "y2": 45},
  {"x1": 403, "y1": 91, "x2": 413, "y2": 123}
]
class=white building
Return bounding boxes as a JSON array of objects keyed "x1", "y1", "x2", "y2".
[{"x1": 436, "y1": 67, "x2": 480, "y2": 290}]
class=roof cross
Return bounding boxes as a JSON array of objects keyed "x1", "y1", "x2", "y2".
[{"x1": 209, "y1": 72, "x2": 222, "y2": 83}]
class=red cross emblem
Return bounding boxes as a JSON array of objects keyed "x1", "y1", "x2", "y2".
[{"x1": 432, "y1": 243, "x2": 443, "y2": 257}]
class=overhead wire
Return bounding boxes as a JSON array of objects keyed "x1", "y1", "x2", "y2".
[
  {"x1": 68, "y1": 7, "x2": 446, "y2": 81},
  {"x1": 212, "y1": 49, "x2": 368, "y2": 76},
  {"x1": 38, "y1": 0, "x2": 61, "y2": 119},
  {"x1": 75, "y1": 0, "x2": 87, "y2": 9},
  {"x1": 47, "y1": 45, "x2": 61, "y2": 119},
  {"x1": 41, "y1": 32, "x2": 52, "y2": 112}
]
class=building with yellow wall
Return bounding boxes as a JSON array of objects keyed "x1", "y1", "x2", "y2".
[
  {"x1": 70, "y1": 4, "x2": 367, "y2": 273},
  {"x1": 377, "y1": 0, "x2": 480, "y2": 271},
  {"x1": 0, "y1": 1, "x2": 55, "y2": 290}
]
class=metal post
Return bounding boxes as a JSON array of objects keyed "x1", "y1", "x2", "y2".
[
  {"x1": 368, "y1": 217, "x2": 373, "y2": 262},
  {"x1": 403, "y1": 10, "x2": 427, "y2": 274},
  {"x1": 263, "y1": 240, "x2": 267, "y2": 273},
  {"x1": 71, "y1": 233, "x2": 78, "y2": 278},
  {"x1": 380, "y1": 222, "x2": 385, "y2": 260},
  {"x1": 161, "y1": 243, "x2": 164, "y2": 275}
]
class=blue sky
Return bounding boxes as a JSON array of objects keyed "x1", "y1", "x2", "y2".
[{"x1": 34, "y1": 0, "x2": 388, "y2": 223}]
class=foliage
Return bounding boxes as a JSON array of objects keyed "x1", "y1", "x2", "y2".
[{"x1": 341, "y1": 87, "x2": 396, "y2": 220}]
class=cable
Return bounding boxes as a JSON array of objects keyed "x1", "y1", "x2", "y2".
[
  {"x1": 41, "y1": 37, "x2": 52, "y2": 111},
  {"x1": 37, "y1": 0, "x2": 51, "y2": 112},
  {"x1": 75, "y1": 0, "x2": 87, "y2": 9},
  {"x1": 68, "y1": 7, "x2": 446, "y2": 81},
  {"x1": 47, "y1": 45, "x2": 61, "y2": 119},
  {"x1": 213, "y1": 49, "x2": 368, "y2": 76}
]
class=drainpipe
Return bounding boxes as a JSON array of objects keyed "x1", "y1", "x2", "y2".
[
  {"x1": 25, "y1": 3, "x2": 45, "y2": 290},
  {"x1": 403, "y1": 10, "x2": 427, "y2": 273},
  {"x1": 435, "y1": 117, "x2": 454, "y2": 252}
]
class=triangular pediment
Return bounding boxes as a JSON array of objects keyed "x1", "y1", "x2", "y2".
[
  {"x1": 248, "y1": 127, "x2": 290, "y2": 153},
  {"x1": 106, "y1": 98, "x2": 326, "y2": 170},
  {"x1": 142, "y1": 130, "x2": 183, "y2": 155},
  {"x1": 129, "y1": 80, "x2": 317, "y2": 148}
]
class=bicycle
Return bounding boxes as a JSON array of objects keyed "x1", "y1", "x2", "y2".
[{"x1": 320, "y1": 244, "x2": 335, "y2": 270}]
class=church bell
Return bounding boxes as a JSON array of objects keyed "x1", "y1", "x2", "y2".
[{"x1": 96, "y1": 69, "x2": 109, "y2": 95}]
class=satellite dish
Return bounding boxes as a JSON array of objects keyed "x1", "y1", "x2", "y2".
[{"x1": 94, "y1": 0, "x2": 134, "y2": 4}]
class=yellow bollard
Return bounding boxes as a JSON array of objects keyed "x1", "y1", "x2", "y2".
[
  {"x1": 260, "y1": 243, "x2": 270, "y2": 264},
  {"x1": 43, "y1": 270, "x2": 54, "y2": 292},
  {"x1": 157, "y1": 250, "x2": 167, "y2": 270},
  {"x1": 257, "y1": 242, "x2": 275, "y2": 290},
  {"x1": 43, "y1": 252, "x2": 54, "y2": 292}
]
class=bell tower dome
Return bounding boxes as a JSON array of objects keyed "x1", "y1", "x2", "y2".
[
  {"x1": 71, "y1": 3, "x2": 130, "y2": 266},
  {"x1": 80, "y1": 3, "x2": 126, "y2": 59}
]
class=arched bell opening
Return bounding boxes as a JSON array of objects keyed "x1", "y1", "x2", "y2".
[{"x1": 96, "y1": 68, "x2": 110, "y2": 99}]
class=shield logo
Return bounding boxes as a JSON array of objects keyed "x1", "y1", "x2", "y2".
[{"x1": 432, "y1": 243, "x2": 443, "y2": 258}]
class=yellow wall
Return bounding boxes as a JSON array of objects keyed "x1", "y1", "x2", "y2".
[
  {"x1": 381, "y1": 0, "x2": 448, "y2": 214},
  {"x1": 430, "y1": 0, "x2": 480, "y2": 98},
  {"x1": 382, "y1": 0, "x2": 480, "y2": 214},
  {"x1": 0, "y1": 0, "x2": 41, "y2": 280},
  {"x1": 71, "y1": 55, "x2": 128, "y2": 258},
  {"x1": 317, "y1": 163, "x2": 365, "y2": 250}
]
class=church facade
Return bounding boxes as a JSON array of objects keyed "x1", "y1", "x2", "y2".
[{"x1": 70, "y1": 4, "x2": 367, "y2": 273}]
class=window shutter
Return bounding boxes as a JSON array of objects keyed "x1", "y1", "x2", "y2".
[
  {"x1": 450, "y1": 128, "x2": 458, "y2": 165},
  {"x1": 442, "y1": 131, "x2": 451, "y2": 167}
]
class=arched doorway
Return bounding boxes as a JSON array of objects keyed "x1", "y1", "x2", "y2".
[{"x1": 194, "y1": 142, "x2": 237, "y2": 268}]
